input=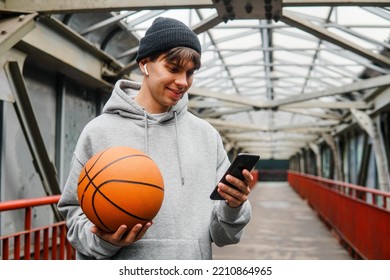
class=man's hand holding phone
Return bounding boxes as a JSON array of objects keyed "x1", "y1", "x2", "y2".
[
  {"x1": 210, "y1": 153, "x2": 260, "y2": 207},
  {"x1": 217, "y1": 169, "x2": 254, "y2": 208}
]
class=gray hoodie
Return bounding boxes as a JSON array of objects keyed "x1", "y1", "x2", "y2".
[{"x1": 57, "y1": 79, "x2": 251, "y2": 259}]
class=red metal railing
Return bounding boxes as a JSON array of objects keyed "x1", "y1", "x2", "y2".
[
  {"x1": 288, "y1": 171, "x2": 390, "y2": 260},
  {"x1": 0, "y1": 195, "x2": 74, "y2": 260}
]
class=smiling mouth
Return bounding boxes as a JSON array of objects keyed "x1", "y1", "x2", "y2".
[{"x1": 167, "y1": 87, "x2": 184, "y2": 96}]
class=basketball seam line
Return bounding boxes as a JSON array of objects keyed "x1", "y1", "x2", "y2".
[{"x1": 98, "y1": 179, "x2": 164, "y2": 191}]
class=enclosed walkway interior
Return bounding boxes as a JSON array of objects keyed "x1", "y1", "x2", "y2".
[
  {"x1": 1, "y1": 0, "x2": 390, "y2": 262},
  {"x1": 213, "y1": 181, "x2": 351, "y2": 260}
]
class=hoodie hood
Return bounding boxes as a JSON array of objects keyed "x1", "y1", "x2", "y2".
[{"x1": 103, "y1": 79, "x2": 189, "y2": 125}]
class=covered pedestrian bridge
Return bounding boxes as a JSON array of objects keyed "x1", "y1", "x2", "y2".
[{"x1": 0, "y1": 0, "x2": 389, "y2": 260}]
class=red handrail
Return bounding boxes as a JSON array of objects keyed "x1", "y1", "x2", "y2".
[
  {"x1": 0, "y1": 195, "x2": 75, "y2": 260},
  {"x1": 288, "y1": 171, "x2": 390, "y2": 260},
  {"x1": 295, "y1": 172, "x2": 390, "y2": 209}
]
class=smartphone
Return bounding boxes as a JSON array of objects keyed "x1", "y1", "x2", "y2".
[{"x1": 210, "y1": 153, "x2": 260, "y2": 200}]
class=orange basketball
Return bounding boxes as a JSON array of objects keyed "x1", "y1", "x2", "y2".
[{"x1": 77, "y1": 146, "x2": 164, "y2": 232}]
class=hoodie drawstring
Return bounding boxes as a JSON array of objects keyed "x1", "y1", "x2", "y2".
[
  {"x1": 143, "y1": 110, "x2": 149, "y2": 155},
  {"x1": 142, "y1": 110, "x2": 184, "y2": 186},
  {"x1": 174, "y1": 111, "x2": 185, "y2": 186}
]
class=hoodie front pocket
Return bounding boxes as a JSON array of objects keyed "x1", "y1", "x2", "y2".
[{"x1": 115, "y1": 238, "x2": 211, "y2": 260}]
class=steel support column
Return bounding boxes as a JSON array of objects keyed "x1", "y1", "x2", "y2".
[
  {"x1": 351, "y1": 109, "x2": 390, "y2": 192},
  {"x1": 309, "y1": 142, "x2": 322, "y2": 177},
  {"x1": 323, "y1": 133, "x2": 342, "y2": 181},
  {"x1": 4, "y1": 60, "x2": 62, "y2": 221}
]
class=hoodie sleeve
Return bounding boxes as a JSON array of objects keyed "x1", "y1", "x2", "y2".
[
  {"x1": 209, "y1": 137, "x2": 252, "y2": 247},
  {"x1": 210, "y1": 200, "x2": 252, "y2": 247},
  {"x1": 57, "y1": 153, "x2": 121, "y2": 259}
]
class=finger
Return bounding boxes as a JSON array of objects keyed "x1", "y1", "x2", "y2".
[
  {"x1": 133, "y1": 222, "x2": 153, "y2": 242},
  {"x1": 218, "y1": 182, "x2": 248, "y2": 199},
  {"x1": 225, "y1": 175, "x2": 248, "y2": 193},
  {"x1": 91, "y1": 225, "x2": 110, "y2": 238},
  {"x1": 223, "y1": 176, "x2": 250, "y2": 196},
  {"x1": 218, "y1": 183, "x2": 244, "y2": 198},
  {"x1": 217, "y1": 185, "x2": 248, "y2": 206},
  {"x1": 242, "y1": 169, "x2": 254, "y2": 186},
  {"x1": 122, "y1": 223, "x2": 143, "y2": 243},
  {"x1": 110, "y1": 225, "x2": 128, "y2": 242},
  {"x1": 91, "y1": 226, "x2": 104, "y2": 240},
  {"x1": 223, "y1": 191, "x2": 247, "y2": 208},
  {"x1": 91, "y1": 225, "x2": 98, "y2": 234}
]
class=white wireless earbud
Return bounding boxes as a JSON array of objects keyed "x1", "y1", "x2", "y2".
[{"x1": 143, "y1": 64, "x2": 149, "y2": 76}]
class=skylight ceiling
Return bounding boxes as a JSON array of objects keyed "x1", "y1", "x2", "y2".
[
  {"x1": 116, "y1": 5, "x2": 388, "y2": 159},
  {"x1": 3, "y1": 1, "x2": 388, "y2": 160}
]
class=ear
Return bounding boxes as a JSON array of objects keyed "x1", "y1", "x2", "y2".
[
  {"x1": 139, "y1": 60, "x2": 149, "y2": 76},
  {"x1": 143, "y1": 64, "x2": 149, "y2": 76}
]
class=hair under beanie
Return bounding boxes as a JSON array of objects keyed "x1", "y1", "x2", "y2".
[{"x1": 136, "y1": 17, "x2": 201, "y2": 63}]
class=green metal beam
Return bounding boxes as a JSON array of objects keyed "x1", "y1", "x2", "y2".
[
  {"x1": 4, "y1": 0, "x2": 213, "y2": 13},
  {"x1": 4, "y1": 60, "x2": 63, "y2": 221}
]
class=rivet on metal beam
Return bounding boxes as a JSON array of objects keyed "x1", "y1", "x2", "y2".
[
  {"x1": 245, "y1": 3, "x2": 253, "y2": 14},
  {"x1": 225, "y1": 4, "x2": 233, "y2": 13}
]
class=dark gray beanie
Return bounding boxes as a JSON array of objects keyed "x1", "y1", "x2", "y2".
[{"x1": 136, "y1": 17, "x2": 201, "y2": 63}]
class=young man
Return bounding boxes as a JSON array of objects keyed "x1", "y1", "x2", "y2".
[{"x1": 58, "y1": 17, "x2": 253, "y2": 260}]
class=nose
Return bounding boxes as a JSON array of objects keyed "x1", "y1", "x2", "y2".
[{"x1": 175, "y1": 72, "x2": 189, "y2": 88}]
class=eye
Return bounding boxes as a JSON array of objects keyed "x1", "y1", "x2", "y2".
[{"x1": 168, "y1": 65, "x2": 180, "y2": 73}]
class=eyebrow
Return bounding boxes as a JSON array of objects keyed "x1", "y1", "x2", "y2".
[{"x1": 166, "y1": 59, "x2": 197, "y2": 71}]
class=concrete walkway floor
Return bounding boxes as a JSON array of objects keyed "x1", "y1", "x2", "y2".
[{"x1": 212, "y1": 181, "x2": 352, "y2": 260}]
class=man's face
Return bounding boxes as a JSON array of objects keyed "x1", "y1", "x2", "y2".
[{"x1": 143, "y1": 55, "x2": 197, "y2": 113}]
